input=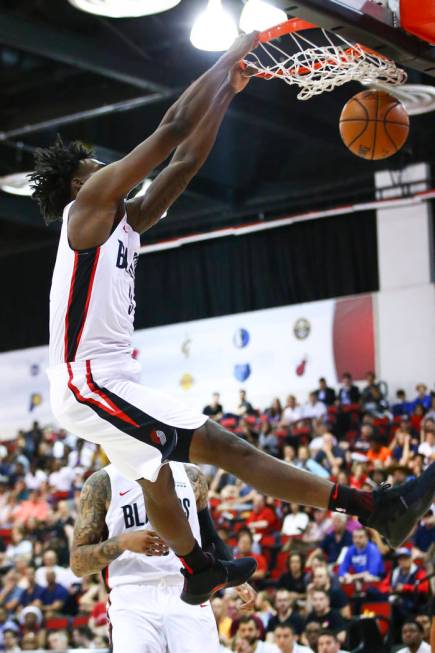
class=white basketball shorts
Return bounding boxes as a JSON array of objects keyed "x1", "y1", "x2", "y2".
[
  {"x1": 108, "y1": 580, "x2": 220, "y2": 653},
  {"x1": 47, "y1": 356, "x2": 207, "y2": 482}
]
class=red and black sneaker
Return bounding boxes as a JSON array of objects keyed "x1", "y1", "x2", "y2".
[
  {"x1": 363, "y1": 462, "x2": 435, "y2": 548},
  {"x1": 180, "y1": 557, "x2": 257, "y2": 606}
]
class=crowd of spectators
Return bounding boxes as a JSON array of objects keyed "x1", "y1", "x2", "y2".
[{"x1": 0, "y1": 372, "x2": 432, "y2": 652}]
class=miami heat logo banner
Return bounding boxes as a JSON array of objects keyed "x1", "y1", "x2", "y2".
[{"x1": 0, "y1": 294, "x2": 374, "y2": 437}]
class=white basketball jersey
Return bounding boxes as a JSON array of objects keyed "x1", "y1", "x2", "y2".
[
  {"x1": 48, "y1": 201, "x2": 140, "y2": 367},
  {"x1": 104, "y1": 463, "x2": 201, "y2": 588}
]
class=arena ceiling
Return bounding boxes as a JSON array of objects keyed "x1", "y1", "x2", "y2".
[{"x1": 0, "y1": 0, "x2": 434, "y2": 255}]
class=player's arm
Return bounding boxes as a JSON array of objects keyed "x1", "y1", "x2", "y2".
[
  {"x1": 126, "y1": 60, "x2": 254, "y2": 234},
  {"x1": 70, "y1": 470, "x2": 168, "y2": 577},
  {"x1": 69, "y1": 33, "x2": 257, "y2": 249}
]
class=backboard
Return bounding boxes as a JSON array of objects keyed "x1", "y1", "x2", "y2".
[{"x1": 273, "y1": 0, "x2": 435, "y2": 78}]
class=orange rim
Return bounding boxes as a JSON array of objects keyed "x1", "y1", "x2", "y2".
[{"x1": 259, "y1": 18, "x2": 317, "y2": 43}]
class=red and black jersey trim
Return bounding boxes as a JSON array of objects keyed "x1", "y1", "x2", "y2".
[
  {"x1": 64, "y1": 247, "x2": 100, "y2": 362},
  {"x1": 67, "y1": 361, "x2": 193, "y2": 463}
]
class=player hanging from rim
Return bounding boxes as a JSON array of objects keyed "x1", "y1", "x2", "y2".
[
  {"x1": 30, "y1": 32, "x2": 435, "y2": 606},
  {"x1": 70, "y1": 463, "x2": 256, "y2": 653}
]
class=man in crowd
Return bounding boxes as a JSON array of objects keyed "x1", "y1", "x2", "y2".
[
  {"x1": 267, "y1": 590, "x2": 304, "y2": 636},
  {"x1": 306, "y1": 566, "x2": 350, "y2": 618},
  {"x1": 235, "y1": 528, "x2": 268, "y2": 582},
  {"x1": 304, "y1": 590, "x2": 346, "y2": 638},
  {"x1": 203, "y1": 393, "x2": 224, "y2": 420},
  {"x1": 320, "y1": 514, "x2": 352, "y2": 564},
  {"x1": 40, "y1": 571, "x2": 68, "y2": 617},
  {"x1": 317, "y1": 630, "x2": 349, "y2": 653},
  {"x1": 237, "y1": 615, "x2": 279, "y2": 652},
  {"x1": 314, "y1": 379, "x2": 336, "y2": 406},
  {"x1": 338, "y1": 528, "x2": 384, "y2": 583},
  {"x1": 302, "y1": 622, "x2": 322, "y2": 652},
  {"x1": 396, "y1": 620, "x2": 431, "y2": 653},
  {"x1": 274, "y1": 624, "x2": 312, "y2": 653}
]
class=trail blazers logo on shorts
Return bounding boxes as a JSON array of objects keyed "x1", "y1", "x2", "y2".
[{"x1": 150, "y1": 429, "x2": 167, "y2": 446}]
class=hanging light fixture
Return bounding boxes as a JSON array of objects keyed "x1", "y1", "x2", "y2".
[
  {"x1": 0, "y1": 172, "x2": 33, "y2": 197},
  {"x1": 239, "y1": 0, "x2": 287, "y2": 33},
  {"x1": 190, "y1": 0, "x2": 238, "y2": 52},
  {"x1": 68, "y1": 0, "x2": 181, "y2": 18}
]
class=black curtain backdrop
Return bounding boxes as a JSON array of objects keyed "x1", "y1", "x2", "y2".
[{"x1": 0, "y1": 210, "x2": 378, "y2": 352}]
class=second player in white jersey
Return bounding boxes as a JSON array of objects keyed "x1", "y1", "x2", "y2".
[
  {"x1": 70, "y1": 463, "x2": 255, "y2": 653},
  {"x1": 105, "y1": 463, "x2": 201, "y2": 587}
]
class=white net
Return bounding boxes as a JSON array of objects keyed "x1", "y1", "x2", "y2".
[{"x1": 246, "y1": 28, "x2": 407, "y2": 100}]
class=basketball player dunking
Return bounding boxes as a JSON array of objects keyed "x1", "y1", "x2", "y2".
[
  {"x1": 70, "y1": 463, "x2": 255, "y2": 653},
  {"x1": 30, "y1": 32, "x2": 434, "y2": 605}
]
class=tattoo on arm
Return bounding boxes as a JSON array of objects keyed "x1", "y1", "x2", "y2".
[
  {"x1": 70, "y1": 469, "x2": 123, "y2": 577},
  {"x1": 184, "y1": 464, "x2": 209, "y2": 511}
]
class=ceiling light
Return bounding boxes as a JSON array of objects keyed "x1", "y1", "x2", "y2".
[
  {"x1": 0, "y1": 172, "x2": 33, "y2": 197},
  {"x1": 239, "y1": 0, "x2": 287, "y2": 33},
  {"x1": 68, "y1": 0, "x2": 181, "y2": 18},
  {"x1": 190, "y1": 0, "x2": 238, "y2": 52},
  {"x1": 134, "y1": 179, "x2": 167, "y2": 219}
]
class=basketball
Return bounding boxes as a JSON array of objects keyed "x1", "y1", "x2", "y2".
[{"x1": 339, "y1": 90, "x2": 410, "y2": 160}]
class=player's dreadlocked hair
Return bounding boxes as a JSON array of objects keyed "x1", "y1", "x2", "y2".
[{"x1": 28, "y1": 135, "x2": 94, "y2": 224}]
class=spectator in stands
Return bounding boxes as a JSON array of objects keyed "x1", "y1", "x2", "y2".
[
  {"x1": 278, "y1": 553, "x2": 307, "y2": 600},
  {"x1": 203, "y1": 393, "x2": 224, "y2": 420},
  {"x1": 267, "y1": 590, "x2": 304, "y2": 636},
  {"x1": 337, "y1": 373, "x2": 360, "y2": 406},
  {"x1": 21, "y1": 631, "x2": 39, "y2": 650},
  {"x1": 258, "y1": 422, "x2": 280, "y2": 457},
  {"x1": 353, "y1": 423, "x2": 373, "y2": 452},
  {"x1": 0, "y1": 571, "x2": 23, "y2": 614},
  {"x1": 393, "y1": 390, "x2": 413, "y2": 418},
  {"x1": 424, "y1": 394, "x2": 435, "y2": 422},
  {"x1": 237, "y1": 390, "x2": 254, "y2": 417},
  {"x1": 390, "y1": 427, "x2": 417, "y2": 464},
  {"x1": 317, "y1": 630, "x2": 348, "y2": 653},
  {"x1": 380, "y1": 547, "x2": 429, "y2": 632},
  {"x1": 40, "y1": 570, "x2": 68, "y2": 617},
  {"x1": 301, "y1": 393, "x2": 327, "y2": 421},
  {"x1": 266, "y1": 399, "x2": 283, "y2": 425},
  {"x1": 274, "y1": 623, "x2": 312, "y2": 653},
  {"x1": 397, "y1": 620, "x2": 431, "y2": 653},
  {"x1": 418, "y1": 422, "x2": 435, "y2": 465},
  {"x1": 0, "y1": 608, "x2": 19, "y2": 649},
  {"x1": 24, "y1": 462, "x2": 47, "y2": 492},
  {"x1": 13, "y1": 490, "x2": 49, "y2": 525},
  {"x1": 302, "y1": 621, "x2": 322, "y2": 653},
  {"x1": 281, "y1": 396, "x2": 302, "y2": 427},
  {"x1": 47, "y1": 630, "x2": 69, "y2": 651},
  {"x1": 281, "y1": 505, "x2": 309, "y2": 538},
  {"x1": 411, "y1": 385, "x2": 432, "y2": 412},
  {"x1": 415, "y1": 613, "x2": 432, "y2": 644},
  {"x1": 367, "y1": 433, "x2": 392, "y2": 465},
  {"x1": 315, "y1": 379, "x2": 336, "y2": 407},
  {"x1": 314, "y1": 434, "x2": 345, "y2": 474},
  {"x1": 413, "y1": 510, "x2": 435, "y2": 558},
  {"x1": 319, "y1": 514, "x2": 352, "y2": 564},
  {"x1": 237, "y1": 615, "x2": 279, "y2": 652},
  {"x1": 212, "y1": 597, "x2": 233, "y2": 646},
  {"x1": 246, "y1": 494, "x2": 278, "y2": 541},
  {"x1": 304, "y1": 590, "x2": 346, "y2": 637},
  {"x1": 363, "y1": 386, "x2": 391, "y2": 419},
  {"x1": 361, "y1": 371, "x2": 382, "y2": 405},
  {"x1": 3, "y1": 628, "x2": 20, "y2": 652},
  {"x1": 35, "y1": 550, "x2": 79, "y2": 590},
  {"x1": 235, "y1": 529, "x2": 268, "y2": 582},
  {"x1": 306, "y1": 566, "x2": 350, "y2": 618},
  {"x1": 294, "y1": 447, "x2": 329, "y2": 479},
  {"x1": 338, "y1": 528, "x2": 384, "y2": 583},
  {"x1": 5, "y1": 527, "x2": 32, "y2": 563},
  {"x1": 20, "y1": 568, "x2": 43, "y2": 608}
]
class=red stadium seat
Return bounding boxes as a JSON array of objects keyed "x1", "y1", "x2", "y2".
[
  {"x1": 361, "y1": 602, "x2": 391, "y2": 637},
  {"x1": 46, "y1": 617, "x2": 69, "y2": 630}
]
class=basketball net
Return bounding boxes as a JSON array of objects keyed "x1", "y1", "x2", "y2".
[{"x1": 246, "y1": 20, "x2": 407, "y2": 100}]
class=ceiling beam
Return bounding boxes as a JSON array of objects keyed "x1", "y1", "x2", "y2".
[{"x1": 0, "y1": 11, "x2": 175, "y2": 94}]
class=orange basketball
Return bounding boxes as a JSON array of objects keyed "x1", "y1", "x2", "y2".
[{"x1": 339, "y1": 90, "x2": 410, "y2": 160}]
